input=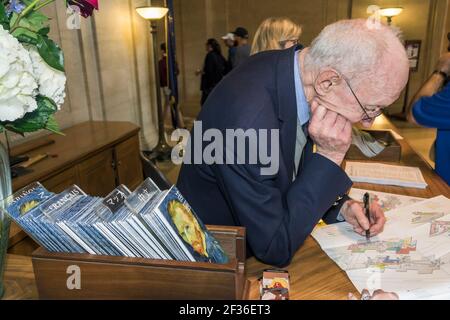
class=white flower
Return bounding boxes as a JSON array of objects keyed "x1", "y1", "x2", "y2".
[
  {"x1": 0, "y1": 25, "x2": 38, "y2": 122},
  {"x1": 28, "y1": 47, "x2": 66, "y2": 109}
]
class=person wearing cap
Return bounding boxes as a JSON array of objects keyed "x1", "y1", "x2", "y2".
[
  {"x1": 221, "y1": 33, "x2": 237, "y2": 74},
  {"x1": 232, "y1": 27, "x2": 251, "y2": 68}
]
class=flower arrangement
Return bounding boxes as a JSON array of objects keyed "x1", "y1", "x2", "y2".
[{"x1": 0, "y1": 0, "x2": 98, "y2": 135}]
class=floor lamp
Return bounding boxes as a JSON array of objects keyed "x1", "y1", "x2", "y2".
[{"x1": 136, "y1": 6, "x2": 172, "y2": 160}]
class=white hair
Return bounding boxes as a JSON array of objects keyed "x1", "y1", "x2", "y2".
[{"x1": 304, "y1": 19, "x2": 408, "y2": 93}]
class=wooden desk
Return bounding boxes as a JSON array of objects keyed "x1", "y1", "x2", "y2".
[
  {"x1": 2, "y1": 116, "x2": 449, "y2": 300},
  {"x1": 245, "y1": 116, "x2": 450, "y2": 300},
  {"x1": 2, "y1": 255, "x2": 36, "y2": 300},
  {"x1": 8, "y1": 121, "x2": 144, "y2": 249}
]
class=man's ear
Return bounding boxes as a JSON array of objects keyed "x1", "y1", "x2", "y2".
[{"x1": 314, "y1": 69, "x2": 342, "y2": 96}]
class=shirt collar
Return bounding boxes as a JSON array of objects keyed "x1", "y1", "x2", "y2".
[{"x1": 294, "y1": 50, "x2": 310, "y2": 126}]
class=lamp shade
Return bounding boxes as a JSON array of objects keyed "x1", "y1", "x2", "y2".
[
  {"x1": 136, "y1": 6, "x2": 168, "y2": 20},
  {"x1": 379, "y1": 7, "x2": 403, "y2": 18}
]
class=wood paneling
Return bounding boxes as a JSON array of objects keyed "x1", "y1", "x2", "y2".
[
  {"x1": 42, "y1": 167, "x2": 78, "y2": 194},
  {"x1": 12, "y1": 122, "x2": 141, "y2": 192},
  {"x1": 77, "y1": 149, "x2": 117, "y2": 197},
  {"x1": 114, "y1": 136, "x2": 144, "y2": 190}
]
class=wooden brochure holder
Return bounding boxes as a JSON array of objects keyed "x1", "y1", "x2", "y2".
[{"x1": 32, "y1": 225, "x2": 246, "y2": 300}]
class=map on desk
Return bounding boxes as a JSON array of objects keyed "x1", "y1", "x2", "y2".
[{"x1": 312, "y1": 191, "x2": 450, "y2": 300}]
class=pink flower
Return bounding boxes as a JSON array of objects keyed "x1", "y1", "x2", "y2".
[{"x1": 67, "y1": 0, "x2": 99, "y2": 18}]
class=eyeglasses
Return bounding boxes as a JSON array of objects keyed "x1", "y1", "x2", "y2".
[{"x1": 341, "y1": 77, "x2": 383, "y2": 121}]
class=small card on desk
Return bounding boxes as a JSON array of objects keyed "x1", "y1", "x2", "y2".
[{"x1": 260, "y1": 269, "x2": 290, "y2": 300}]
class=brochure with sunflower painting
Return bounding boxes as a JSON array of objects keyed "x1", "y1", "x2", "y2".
[{"x1": 150, "y1": 186, "x2": 229, "y2": 264}]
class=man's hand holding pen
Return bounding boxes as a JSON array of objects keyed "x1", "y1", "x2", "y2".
[{"x1": 340, "y1": 197, "x2": 387, "y2": 238}]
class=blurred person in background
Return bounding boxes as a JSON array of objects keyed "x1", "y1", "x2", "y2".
[
  {"x1": 196, "y1": 38, "x2": 227, "y2": 106},
  {"x1": 232, "y1": 27, "x2": 251, "y2": 68},
  {"x1": 221, "y1": 32, "x2": 237, "y2": 74},
  {"x1": 251, "y1": 17, "x2": 302, "y2": 55}
]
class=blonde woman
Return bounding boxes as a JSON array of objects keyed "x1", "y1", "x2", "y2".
[{"x1": 251, "y1": 17, "x2": 302, "y2": 55}]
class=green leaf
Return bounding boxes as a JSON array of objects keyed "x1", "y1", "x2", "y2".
[
  {"x1": 5, "y1": 96, "x2": 58, "y2": 134},
  {"x1": 45, "y1": 115, "x2": 64, "y2": 135},
  {"x1": 10, "y1": 10, "x2": 48, "y2": 33},
  {"x1": 11, "y1": 27, "x2": 39, "y2": 45},
  {"x1": 9, "y1": 12, "x2": 18, "y2": 28},
  {"x1": 0, "y1": 2, "x2": 9, "y2": 30},
  {"x1": 36, "y1": 34, "x2": 65, "y2": 72},
  {"x1": 26, "y1": 10, "x2": 48, "y2": 31},
  {"x1": 38, "y1": 26, "x2": 50, "y2": 36}
]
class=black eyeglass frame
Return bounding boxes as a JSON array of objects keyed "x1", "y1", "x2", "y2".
[{"x1": 341, "y1": 76, "x2": 383, "y2": 121}]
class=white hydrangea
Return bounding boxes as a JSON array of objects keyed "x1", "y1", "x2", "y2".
[
  {"x1": 0, "y1": 25, "x2": 38, "y2": 122},
  {"x1": 28, "y1": 47, "x2": 66, "y2": 109}
]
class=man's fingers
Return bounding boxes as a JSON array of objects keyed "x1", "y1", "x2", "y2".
[
  {"x1": 322, "y1": 108, "x2": 338, "y2": 127},
  {"x1": 353, "y1": 226, "x2": 364, "y2": 235},
  {"x1": 369, "y1": 203, "x2": 387, "y2": 236},
  {"x1": 312, "y1": 105, "x2": 327, "y2": 121},
  {"x1": 343, "y1": 119, "x2": 352, "y2": 136},
  {"x1": 351, "y1": 203, "x2": 371, "y2": 231},
  {"x1": 310, "y1": 99, "x2": 320, "y2": 113},
  {"x1": 334, "y1": 115, "x2": 348, "y2": 132}
]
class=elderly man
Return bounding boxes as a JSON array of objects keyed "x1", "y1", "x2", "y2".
[{"x1": 177, "y1": 19, "x2": 410, "y2": 267}]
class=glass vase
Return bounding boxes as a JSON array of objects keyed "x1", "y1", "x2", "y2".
[{"x1": 0, "y1": 134, "x2": 12, "y2": 298}]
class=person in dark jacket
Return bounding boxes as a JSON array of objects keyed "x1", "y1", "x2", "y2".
[{"x1": 199, "y1": 39, "x2": 227, "y2": 105}]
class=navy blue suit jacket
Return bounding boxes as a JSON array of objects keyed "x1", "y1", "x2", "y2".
[{"x1": 177, "y1": 47, "x2": 353, "y2": 267}]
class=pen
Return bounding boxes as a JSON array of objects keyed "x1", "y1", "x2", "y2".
[{"x1": 363, "y1": 193, "x2": 371, "y2": 241}]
